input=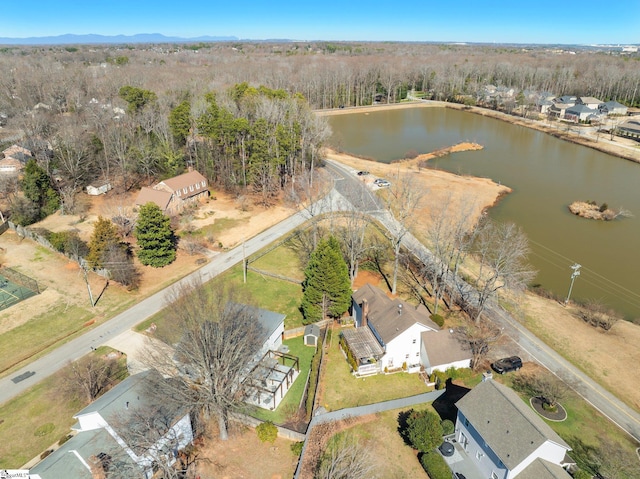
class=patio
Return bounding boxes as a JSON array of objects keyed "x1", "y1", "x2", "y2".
[{"x1": 439, "y1": 435, "x2": 484, "y2": 479}]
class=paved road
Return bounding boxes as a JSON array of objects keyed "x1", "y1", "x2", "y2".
[
  {"x1": 3, "y1": 163, "x2": 640, "y2": 446},
  {"x1": 0, "y1": 191, "x2": 348, "y2": 406}
]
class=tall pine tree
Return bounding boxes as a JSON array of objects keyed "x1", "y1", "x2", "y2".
[
  {"x1": 134, "y1": 203, "x2": 176, "y2": 267},
  {"x1": 301, "y1": 236, "x2": 351, "y2": 324},
  {"x1": 87, "y1": 216, "x2": 121, "y2": 269}
]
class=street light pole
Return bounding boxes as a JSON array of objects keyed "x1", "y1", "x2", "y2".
[{"x1": 564, "y1": 263, "x2": 581, "y2": 306}]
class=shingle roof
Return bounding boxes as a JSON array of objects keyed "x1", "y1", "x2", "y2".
[
  {"x1": 156, "y1": 170, "x2": 207, "y2": 198},
  {"x1": 353, "y1": 283, "x2": 438, "y2": 345},
  {"x1": 30, "y1": 428, "x2": 128, "y2": 479},
  {"x1": 455, "y1": 379, "x2": 570, "y2": 470},
  {"x1": 75, "y1": 369, "x2": 158, "y2": 419},
  {"x1": 135, "y1": 186, "x2": 173, "y2": 211},
  {"x1": 421, "y1": 329, "x2": 471, "y2": 368},
  {"x1": 226, "y1": 303, "x2": 285, "y2": 347},
  {"x1": 566, "y1": 104, "x2": 597, "y2": 114},
  {"x1": 517, "y1": 458, "x2": 572, "y2": 479}
]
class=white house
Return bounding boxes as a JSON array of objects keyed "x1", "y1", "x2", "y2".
[
  {"x1": 420, "y1": 329, "x2": 471, "y2": 374},
  {"x1": 564, "y1": 104, "x2": 599, "y2": 122},
  {"x1": 454, "y1": 378, "x2": 573, "y2": 479},
  {"x1": 344, "y1": 283, "x2": 471, "y2": 375},
  {"x1": 599, "y1": 100, "x2": 628, "y2": 116},
  {"x1": 577, "y1": 96, "x2": 603, "y2": 110},
  {"x1": 30, "y1": 370, "x2": 194, "y2": 479}
]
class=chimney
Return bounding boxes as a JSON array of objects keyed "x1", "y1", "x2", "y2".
[{"x1": 361, "y1": 299, "x2": 368, "y2": 328}]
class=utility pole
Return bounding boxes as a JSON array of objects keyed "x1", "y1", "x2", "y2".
[
  {"x1": 564, "y1": 263, "x2": 581, "y2": 306},
  {"x1": 81, "y1": 263, "x2": 95, "y2": 307},
  {"x1": 242, "y1": 238, "x2": 247, "y2": 284}
]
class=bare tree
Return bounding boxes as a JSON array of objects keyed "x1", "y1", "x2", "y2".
[
  {"x1": 512, "y1": 371, "x2": 567, "y2": 408},
  {"x1": 469, "y1": 220, "x2": 536, "y2": 323},
  {"x1": 456, "y1": 321, "x2": 502, "y2": 371},
  {"x1": 316, "y1": 433, "x2": 378, "y2": 479},
  {"x1": 577, "y1": 299, "x2": 622, "y2": 331},
  {"x1": 60, "y1": 354, "x2": 126, "y2": 404},
  {"x1": 336, "y1": 211, "x2": 372, "y2": 285},
  {"x1": 424, "y1": 194, "x2": 478, "y2": 314},
  {"x1": 384, "y1": 172, "x2": 425, "y2": 295},
  {"x1": 149, "y1": 278, "x2": 264, "y2": 441}
]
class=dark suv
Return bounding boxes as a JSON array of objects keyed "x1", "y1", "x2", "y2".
[{"x1": 491, "y1": 356, "x2": 522, "y2": 374}]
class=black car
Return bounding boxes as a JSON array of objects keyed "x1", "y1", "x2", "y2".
[
  {"x1": 357, "y1": 170, "x2": 369, "y2": 176},
  {"x1": 491, "y1": 356, "x2": 522, "y2": 374}
]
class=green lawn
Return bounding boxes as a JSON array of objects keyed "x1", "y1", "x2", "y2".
[
  {"x1": 249, "y1": 243, "x2": 304, "y2": 281},
  {"x1": 0, "y1": 302, "x2": 94, "y2": 375},
  {"x1": 0, "y1": 347, "x2": 127, "y2": 468},
  {"x1": 248, "y1": 336, "x2": 316, "y2": 424},
  {"x1": 137, "y1": 264, "x2": 304, "y2": 339},
  {"x1": 320, "y1": 327, "x2": 432, "y2": 411}
]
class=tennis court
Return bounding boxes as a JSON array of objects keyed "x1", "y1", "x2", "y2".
[{"x1": 0, "y1": 268, "x2": 40, "y2": 312}]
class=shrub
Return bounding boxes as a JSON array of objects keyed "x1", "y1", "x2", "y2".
[
  {"x1": 441, "y1": 419, "x2": 455, "y2": 435},
  {"x1": 420, "y1": 451, "x2": 451, "y2": 479},
  {"x1": 34, "y1": 423, "x2": 55, "y2": 437},
  {"x1": 405, "y1": 409, "x2": 443, "y2": 452},
  {"x1": 40, "y1": 449, "x2": 53, "y2": 460},
  {"x1": 599, "y1": 203, "x2": 608, "y2": 212},
  {"x1": 290, "y1": 441, "x2": 304, "y2": 456},
  {"x1": 430, "y1": 313, "x2": 445, "y2": 327},
  {"x1": 256, "y1": 421, "x2": 278, "y2": 443},
  {"x1": 572, "y1": 469, "x2": 592, "y2": 479},
  {"x1": 58, "y1": 433, "x2": 73, "y2": 446}
]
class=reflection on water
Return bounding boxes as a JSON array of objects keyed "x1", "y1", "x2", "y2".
[{"x1": 329, "y1": 108, "x2": 640, "y2": 320}]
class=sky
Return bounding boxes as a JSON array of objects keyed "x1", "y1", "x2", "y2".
[{"x1": 1, "y1": 0, "x2": 639, "y2": 45}]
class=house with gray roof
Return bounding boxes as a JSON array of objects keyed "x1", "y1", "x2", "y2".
[
  {"x1": 577, "y1": 96, "x2": 603, "y2": 109},
  {"x1": 343, "y1": 283, "x2": 470, "y2": 375},
  {"x1": 564, "y1": 104, "x2": 599, "y2": 122},
  {"x1": 617, "y1": 119, "x2": 640, "y2": 141},
  {"x1": 454, "y1": 378, "x2": 573, "y2": 479},
  {"x1": 30, "y1": 369, "x2": 193, "y2": 479},
  {"x1": 599, "y1": 100, "x2": 628, "y2": 116}
]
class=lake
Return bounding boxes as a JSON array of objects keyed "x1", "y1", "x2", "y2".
[{"x1": 329, "y1": 107, "x2": 640, "y2": 320}]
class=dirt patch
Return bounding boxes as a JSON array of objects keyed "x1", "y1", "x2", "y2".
[
  {"x1": 194, "y1": 423, "x2": 298, "y2": 479},
  {"x1": 395, "y1": 141, "x2": 484, "y2": 167},
  {"x1": 326, "y1": 147, "x2": 511, "y2": 233}
]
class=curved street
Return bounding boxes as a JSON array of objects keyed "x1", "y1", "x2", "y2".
[{"x1": 1, "y1": 161, "x2": 639, "y2": 446}]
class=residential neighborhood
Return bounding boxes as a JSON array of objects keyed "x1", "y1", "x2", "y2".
[{"x1": 1, "y1": 18, "x2": 640, "y2": 479}]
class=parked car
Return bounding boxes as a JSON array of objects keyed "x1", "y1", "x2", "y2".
[
  {"x1": 357, "y1": 170, "x2": 369, "y2": 176},
  {"x1": 373, "y1": 178, "x2": 391, "y2": 187},
  {"x1": 491, "y1": 356, "x2": 522, "y2": 374}
]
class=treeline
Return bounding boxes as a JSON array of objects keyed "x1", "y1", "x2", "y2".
[{"x1": 1, "y1": 42, "x2": 639, "y2": 224}]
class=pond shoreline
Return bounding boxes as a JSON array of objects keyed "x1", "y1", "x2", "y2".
[{"x1": 317, "y1": 101, "x2": 640, "y2": 165}]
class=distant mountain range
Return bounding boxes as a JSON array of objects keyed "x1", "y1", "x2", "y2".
[{"x1": 0, "y1": 33, "x2": 243, "y2": 45}]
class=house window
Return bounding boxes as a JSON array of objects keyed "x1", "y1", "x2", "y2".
[
  {"x1": 491, "y1": 473, "x2": 498, "y2": 479},
  {"x1": 196, "y1": 183, "x2": 200, "y2": 189},
  {"x1": 189, "y1": 185, "x2": 194, "y2": 192},
  {"x1": 201, "y1": 181, "x2": 206, "y2": 187},
  {"x1": 405, "y1": 354, "x2": 409, "y2": 359},
  {"x1": 412, "y1": 339, "x2": 416, "y2": 344},
  {"x1": 415, "y1": 352, "x2": 419, "y2": 357},
  {"x1": 476, "y1": 451, "x2": 484, "y2": 460},
  {"x1": 183, "y1": 187, "x2": 187, "y2": 194},
  {"x1": 176, "y1": 190, "x2": 181, "y2": 197}
]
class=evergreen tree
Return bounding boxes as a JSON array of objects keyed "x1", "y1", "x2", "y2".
[
  {"x1": 134, "y1": 203, "x2": 176, "y2": 267},
  {"x1": 404, "y1": 409, "x2": 444, "y2": 453},
  {"x1": 18, "y1": 159, "x2": 59, "y2": 223},
  {"x1": 301, "y1": 236, "x2": 351, "y2": 324},
  {"x1": 168, "y1": 100, "x2": 191, "y2": 146},
  {"x1": 87, "y1": 216, "x2": 122, "y2": 269}
]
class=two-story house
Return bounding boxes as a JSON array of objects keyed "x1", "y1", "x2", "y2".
[
  {"x1": 135, "y1": 170, "x2": 209, "y2": 214},
  {"x1": 30, "y1": 370, "x2": 194, "y2": 479},
  {"x1": 344, "y1": 283, "x2": 471, "y2": 375},
  {"x1": 454, "y1": 378, "x2": 573, "y2": 479}
]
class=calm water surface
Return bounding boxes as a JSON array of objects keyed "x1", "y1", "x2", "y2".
[{"x1": 329, "y1": 108, "x2": 640, "y2": 319}]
